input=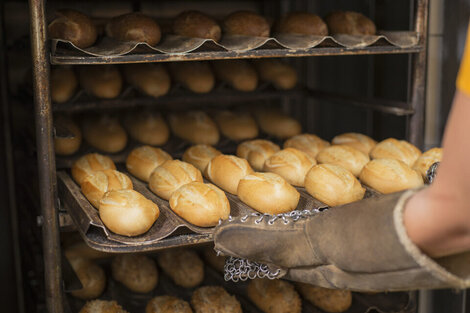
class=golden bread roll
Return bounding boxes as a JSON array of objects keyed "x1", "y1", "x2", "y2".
[
  {"x1": 223, "y1": 11, "x2": 270, "y2": 37},
  {"x1": 214, "y1": 111, "x2": 259, "y2": 141},
  {"x1": 305, "y1": 164, "x2": 365, "y2": 206},
  {"x1": 123, "y1": 64, "x2": 170, "y2": 99},
  {"x1": 72, "y1": 153, "x2": 116, "y2": 185},
  {"x1": 296, "y1": 283, "x2": 352, "y2": 313},
  {"x1": 212, "y1": 60, "x2": 258, "y2": 92},
  {"x1": 205, "y1": 154, "x2": 254, "y2": 194},
  {"x1": 238, "y1": 172, "x2": 300, "y2": 214},
  {"x1": 278, "y1": 12, "x2": 328, "y2": 36},
  {"x1": 99, "y1": 189, "x2": 160, "y2": 236},
  {"x1": 48, "y1": 9, "x2": 97, "y2": 48},
  {"x1": 170, "y1": 182, "x2": 230, "y2": 227},
  {"x1": 106, "y1": 13, "x2": 161, "y2": 46},
  {"x1": 331, "y1": 132, "x2": 377, "y2": 155},
  {"x1": 169, "y1": 62, "x2": 215, "y2": 94},
  {"x1": 325, "y1": 11, "x2": 376, "y2": 35},
  {"x1": 112, "y1": 254, "x2": 158, "y2": 293},
  {"x1": 283, "y1": 133, "x2": 330, "y2": 158},
  {"x1": 316, "y1": 145, "x2": 370, "y2": 177},
  {"x1": 64, "y1": 242, "x2": 111, "y2": 260},
  {"x1": 79, "y1": 300, "x2": 129, "y2": 313},
  {"x1": 359, "y1": 158, "x2": 424, "y2": 194},
  {"x1": 370, "y1": 138, "x2": 421, "y2": 167},
  {"x1": 81, "y1": 169, "x2": 133, "y2": 208},
  {"x1": 202, "y1": 247, "x2": 226, "y2": 273},
  {"x1": 253, "y1": 59, "x2": 298, "y2": 90},
  {"x1": 124, "y1": 111, "x2": 170, "y2": 146},
  {"x1": 157, "y1": 249, "x2": 204, "y2": 288},
  {"x1": 78, "y1": 65, "x2": 123, "y2": 99},
  {"x1": 54, "y1": 115, "x2": 82, "y2": 156},
  {"x1": 169, "y1": 111, "x2": 219, "y2": 145},
  {"x1": 51, "y1": 66, "x2": 78, "y2": 103},
  {"x1": 126, "y1": 146, "x2": 172, "y2": 182},
  {"x1": 236, "y1": 139, "x2": 280, "y2": 171},
  {"x1": 82, "y1": 115, "x2": 128, "y2": 153},
  {"x1": 182, "y1": 145, "x2": 222, "y2": 173},
  {"x1": 255, "y1": 110, "x2": 301, "y2": 139},
  {"x1": 247, "y1": 279, "x2": 302, "y2": 313},
  {"x1": 149, "y1": 160, "x2": 203, "y2": 200},
  {"x1": 173, "y1": 11, "x2": 221, "y2": 41},
  {"x1": 191, "y1": 286, "x2": 242, "y2": 313},
  {"x1": 412, "y1": 147, "x2": 443, "y2": 179},
  {"x1": 146, "y1": 296, "x2": 193, "y2": 313},
  {"x1": 69, "y1": 258, "x2": 106, "y2": 300}
]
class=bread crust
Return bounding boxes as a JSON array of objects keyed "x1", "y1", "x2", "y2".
[
  {"x1": 316, "y1": 145, "x2": 370, "y2": 177},
  {"x1": 370, "y1": 138, "x2": 421, "y2": 167},
  {"x1": 247, "y1": 279, "x2": 302, "y2": 313},
  {"x1": 325, "y1": 11, "x2": 376, "y2": 35},
  {"x1": 263, "y1": 148, "x2": 316, "y2": 186},
  {"x1": 51, "y1": 67, "x2": 78, "y2": 103},
  {"x1": 82, "y1": 115, "x2": 128, "y2": 153},
  {"x1": 205, "y1": 154, "x2": 254, "y2": 194},
  {"x1": 79, "y1": 300, "x2": 128, "y2": 313},
  {"x1": 157, "y1": 249, "x2": 204, "y2": 288},
  {"x1": 78, "y1": 65, "x2": 123, "y2": 99},
  {"x1": 112, "y1": 254, "x2": 158, "y2": 293},
  {"x1": 173, "y1": 11, "x2": 221, "y2": 41},
  {"x1": 69, "y1": 258, "x2": 106, "y2": 300},
  {"x1": 255, "y1": 111, "x2": 301, "y2": 139},
  {"x1": 236, "y1": 139, "x2": 280, "y2": 171},
  {"x1": 106, "y1": 13, "x2": 161, "y2": 46},
  {"x1": 126, "y1": 146, "x2": 172, "y2": 182},
  {"x1": 169, "y1": 62, "x2": 215, "y2": 94},
  {"x1": 283, "y1": 133, "x2": 329, "y2": 158},
  {"x1": 72, "y1": 153, "x2": 116, "y2": 185},
  {"x1": 331, "y1": 132, "x2": 377, "y2": 155},
  {"x1": 123, "y1": 64, "x2": 170, "y2": 99},
  {"x1": 182, "y1": 145, "x2": 222, "y2": 173},
  {"x1": 81, "y1": 169, "x2": 133, "y2": 208},
  {"x1": 169, "y1": 111, "x2": 219, "y2": 145},
  {"x1": 278, "y1": 12, "x2": 328, "y2": 36},
  {"x1": 223, "y1": 11, "x2": 270, "y2": 37}
]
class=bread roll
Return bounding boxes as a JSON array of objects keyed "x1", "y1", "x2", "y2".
[
  {"x1": 169, "y1": 62, "x2": 214, "y2": 93},
  {"x1": 359, "y1": 158, "x2": 424, "y2": 194},
  {"x1": 54, "y1": 115, "x2": 82, "y2": 156},
  {"x1": 283, "y1": 133, "x2": 330, "y2": 158},
  {"x1": 205, "y1": 154, "x2": 254, "y2": 194},
  {"x1": 82, "y1": 115, "x2": 128, "y2": 153},
  {"x1": 182, "y1": 145, "x2": 222, "y2": 173},
  {"x1": 325, "y1": 11, "x2": 376, "y2": 35},
  {"x1": 370, "y1": 138, "x2": 421, "y2": 167},
  {"x1": 412, "y1": 147, "x2": 443, "y2": 179},
  {"x1": 112, "y1": 254, "x2": 158, "y2": 293},
  {"x1": 305, "y1": 164, "x2": 365, "y2": 206},
  {"x1": 278, "y1": 12, "x2": 328, "y2": 36},
  {"x1": 214, "y1": 111, "x2": 259, "y2": 141},
  {"x1": 255, "y1": 110, "x2": 301, "y2": 139},
  {"x1": 48, "y1": 9, "x2": 97, "y2": 48},
  {"x1": 146, "y1": 296, "x2": 193, "y2": 313},
  {"x1": 72, "y1": 153, "x2": 116, "y2": 185},
  {"x1": 331, "y1": 132, "x2": 377, "y2": 155},
  {"x1": 253, "y1": 59, "x2": 298, "y2": 90},
  {"x1": 126, "y1": 146, "x2": 172, "y2": 182},
  {"x1": 202, "y1": 247, "x2": 226, "y2": 273},
  {"x1": 316, "y1": 145, "x2": 370, "y2": 177},
  {"x1": 81, "y1": 169, "x2": 133, "y2": 208},
  {"x1": 149, "y1": 160, "x2": 203, "y2": 200},
  {"x1": 212, "y1": 60, "x2": 258, "y2": 92},
  {"x1": 157, "y1": 249, "x2": 204, "y2": 288},
  {"x1": 106, "y1": 13, "x2": 161, "y2": 46},
  {"x1": 69, "y1": 258, "x2": 106, "y2": 300},
  {"x1": 99, "y1": 189, "x2": 160, "y2": 236},
  {"x1": 236, "y1": 139, "x2": 280, "y2": 171},
  {"x1": 247, "y1": 279, "x2": 301, "y2": 313},
  {"x1": 169, "y1": 111, "x2": 219, "y2": 145},
  {"x1": 173, "y1": 11, "x2": 221, "y2": 41},
  {"x1": 223, "y1": 11, "x2": 270, "y2": 37},
  {"x1": 51, "y1": 66, "x2": 78, "y2": 103},
  {"x1": 296, "y1": 283, "x2": 352, "y2": 313},
  {"x1": 79, "y1": 300, "x2": 129, "y2": 313},
  {"x1": 123, "y1": 64, "x2": 170, "y2": 99},
  {"x1": 238, "y1": 172, "x2": 299, "y2": 214},
  {"x1": 191, "y1": 286, "x2": 242, "y2": 313},
  {"x1": 124, "y1": 111, "x2": 170, "y2": 146},
  {"x1": 78, "y1": 65, "x2": 123, "y2": 99},
  {"x1": 170, "y1": 182, "x2": 230, "y2": 227}
]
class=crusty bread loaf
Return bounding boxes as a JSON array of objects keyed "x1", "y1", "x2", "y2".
[
  {"x1": 316, "y1": 145, "x2": 370, "y2": 177},
  {"x1": 72, "y1": 153, "x2": 116, "y2": 185},
  {"x1": 238, "y1": 172, "x2": 299, "y2": 214},
  {"x1": 69, "y1": 258, "x2": 106, "y2": 300},
  {"x1": 169, "y1": 111, "x2": 219, "y2": 145},
  {"x1": 123, "y1": 64, "x2": 170, "y2": 99},
  {"x1": 247, "y1": 279, "x2": 302, "y2": 313},
  {"x1": 191, "y1": 286, "x2": 242, "y2": 313},
  {"x1": 112, "y1": 254, "x2": 158, "y2": 293},
  {"x1": 169, "y1": 62, "x2": 215, "y2": 94},
  {"x1": 182, "y1": 145, "x2": 222, "y2": 174},
  {"x1": 278, "y1": 12, "x2": 328, "y2": 36},
  {"x1": 170, "y1": 182, "x2": 230, "y2": 227},
  {"x1": 124, "y1": 111, "x2": 169, "y2": 146},
  {"x1": 51, "y1": 66, "x2": 78, "y2": 103},
  {"x1": 212, "y1": 60, "x2": 258, "y2": 92},
  {"x1": 99, "y1": 189, "x2": 160, "y2": 236},
  {"x1": 223, "y1": 11, "x2": 270, "y2": 37},
  {"x1": 173, "y1": 11, "x2": 221, "y2": 41},
  {"x1": 236, "y1": 139, "x2": 280, "y2": 171},
  {"x1": 106, "y1": 12, "x2": 161, "y2": 46},
  {"x1": 54, "y1": 115, "x2": 82, "y2": 156},
  {"x1": 79, "y1": 300, "x2": 129, "y2": 313},
  {"x1": 82, "y1": 115, "x2": 128, "y2": 153},
  {"x1": 78, "y1": 65, "x2": 123, "y2": 99},
  {"x1": 146, "y1": 296, "x2": 193, "y2": 313},
  {"x1": 325, "y1": 11, "x2": 376, "y2": 35},
  {"x1": 126, "y1": 146, "x2": 172, "y2": 182},
  {"x1": 81, "y1": 169, "x2": 133, "y2": 208},
  {"x1": 305, "y1": 164, "x2": 365, "y2": 206},
  {"x1": 157, "y1": 249, "x2": 204, "y2": 288},
  {"x1": 48, "y1": 9, "x2": 97, "y2": 48},
  {"x1": 202, "y1": 247, "x2": 226, "y2": 273},
  {"x1": 214, "y1": 111, "x2": 259, "y2": 141},
  {"x1": 253, "y1": 59, "x2": 298, "y2": 90},
  {"x1": 412, "y1": 147, "x2": 443, "y2": 179},
  {"x1": 331, "y1": 132, "x2": 377, "y2": 155},
  {"x1": 255, "y1": 110, "x2": 301, "y2": 139},
  {"x1": 205, "y1": 154, "x2": 254, "y2": 194},
  {"x1": 296, "y1": 283, "x2": 352, "y2": 313},
  {"x1": 283, "y1": 133, "x2": 330, "y2": 158},
  {"x1": 149, "y1": 160, "x2": 203, "y2": 200},
  {"x1": 359, "y1": 158, "x2": 424, "y2": 194},
  {"x1": 370, "y1": 138, "x2": 421, "y2": 167}
]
